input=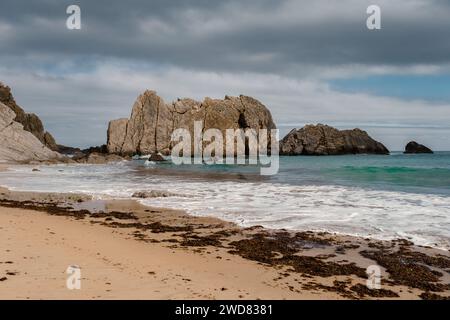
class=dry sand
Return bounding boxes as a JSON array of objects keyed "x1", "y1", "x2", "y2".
[
  {"x1": 0, "y1": 205, "x2": 317, "y2": 299},
  {"x1": 0, "y1": 185, "x2": 449, "y2": 300}
]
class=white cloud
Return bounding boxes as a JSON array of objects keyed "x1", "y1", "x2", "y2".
[{"x1": 2, "y1": 61, "x2": 449, "y2": 149}]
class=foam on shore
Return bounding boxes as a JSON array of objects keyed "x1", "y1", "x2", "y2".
[{"x1": 1, "y1": 162, "x2": 449, "y2": 249}]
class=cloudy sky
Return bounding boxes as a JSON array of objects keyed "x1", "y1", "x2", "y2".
[{"x1": 1, "y1": 0, "x2": 450, "y2": 150}]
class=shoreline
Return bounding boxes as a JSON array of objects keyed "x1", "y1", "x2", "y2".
[
  {"x1": 2, "y1": 161, "x2": 450, "y2": 251},
  {"x1": 1, "y1": 185, "x2": 449, "y2": 299}
]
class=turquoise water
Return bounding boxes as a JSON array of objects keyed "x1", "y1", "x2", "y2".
[
  {"x1": 1, "y1": 152, "x2": 450, "y2": 248},
  {"x1": 128, "y1": 152, "x2": 450, "y2": 196},
  {"x1": 276, "y1": 152, "x2": 450, "y2": 195}
]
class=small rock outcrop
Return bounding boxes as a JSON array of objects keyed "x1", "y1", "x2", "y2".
[
  {"x1": 404, "y1": 141, "x2": 433, "y2": 154},
  {"x1": 149, "y1": 153, "x2": 166, "y2": 162},
  {"x1": 107, "y1": 90, "x2": 276, "y2": 156},
  {"x1": 0, "y1": 102, "x2": 61, "y2": 162},
  {"x1": 57, "y1": 145, "x2": 83, "y2": 156},
  {"x1": 82, "y1": 144, "x2": 108, "y2": 154},
  {"x1": 280, "y1": 124, "x2": 389, "y2": 155},
  {"x1": 0, "y1": 82, "x2": 58, "y2": 151},
  {"x1": 55, "y1": 144, "x2": 127, "y2": 164}
]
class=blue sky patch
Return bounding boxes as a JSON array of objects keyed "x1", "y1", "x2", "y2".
[{"x1": 330, "y1": 75, "x2": 450, "y2": 102}]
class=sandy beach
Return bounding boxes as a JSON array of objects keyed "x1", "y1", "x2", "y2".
[
  {"x1": 1, "y1": 182, "x2": 449, "y2": 300},
  {"x1": 0, "y1": 189, "x2": 330, "y2": 300},
  {"x1": 1, "y1": 205, "x2": 308, "y2": 300}
]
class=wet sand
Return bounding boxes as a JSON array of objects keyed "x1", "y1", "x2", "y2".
[{"x1": 0, "y1": 185, "x2": 449, "y2": 300}]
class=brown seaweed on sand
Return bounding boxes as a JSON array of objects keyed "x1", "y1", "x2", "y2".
[
  {"x1": 228, "y1": 232, "x2": 366, "y2": 278},
  {"x1": 360, "y1": 249, "x2": 450, "y2": 292}
]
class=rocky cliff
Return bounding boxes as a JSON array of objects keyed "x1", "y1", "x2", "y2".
[
  {"x1": 404, "y1": 141, "x2": 433, "y2": 154},
  {"x1": 0, "y1": 82, "x2": 58, "y2": 151},
  {"x1": 280, "y1": 124, "x2": 389, "y2": 155},
  {"x1": 107, "y1": 90, "x2": 276, "y2": 155},
  {"x1": 0, "y1": 102, "x2": 61, "y2": 162}
]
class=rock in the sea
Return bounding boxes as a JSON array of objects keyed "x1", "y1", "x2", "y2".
[
  {"x1": 149, "y1": 153, "x2": 166, "y2": 162},
  {"x1": 404, "y1": 141, "x2": 433, "y2": 154},
  {"x1": 280, "y1": 124, "x2": 389, "y2": 155},
  {"x1": 82, "y1": 144, "x2": 108, "y2": 154},
  {"x1": 107, "y1": 90, "x2": 276, "y2": 156},
  {"x1": 57, "y1": 144, "x2": 83, "y2": 156},
  {"x1": 0, "y1": 102, "x2": 61, "y2": 162},
  {"x1": 0, "y1": 82, "x2": 58, "y2": 151}
]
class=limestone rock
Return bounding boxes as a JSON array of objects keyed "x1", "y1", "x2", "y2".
[
  {"x1": 0, "y1": 102, "x2": 61, "y2": 162},
  {"x1": 107, "y1": 90, "x2": 276, "y2": 156},
  {"x1": 404, "y1": 141, "x2": 433, "y2": 154},
  {"x1": 0, "y1": 82, "x2": 58, "y2": 151},
  {"x1": 107, "y1": 119, "x2": 128, "y2": 154},
  {"x1": 280, "y1": 124, "x2": 389, "y2": 155}
]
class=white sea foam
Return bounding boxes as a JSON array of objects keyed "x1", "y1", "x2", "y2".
[{"x1": 1, "y1": 163, "x2": 449, "y2": 249}]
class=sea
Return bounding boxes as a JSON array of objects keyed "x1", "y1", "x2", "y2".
[{"x1": 1, "y1": 152, "x2": 449, "y2": 250}]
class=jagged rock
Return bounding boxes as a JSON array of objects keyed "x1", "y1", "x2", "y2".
[
  {"x1": 404, "y1": 141, "x2": 433, "y2": 154},
  {"x1": 280, "y1": 124, "x2": 389, "y2": 155},
  {"x1": 0, "y1": 102, "x2": 61, "y2": 162},
  {"x1": 107, "y1": 90, "x2": 276, "y2": 156},
  {"x1": 43, "y1": 131, "x2": 57, "y2": 149},
  {"x1": 0, "y1": 82, "x2": 58, "y2": 151},
  {"x1": 107, "y1": 119, "x2": 128, "y2": 154}
]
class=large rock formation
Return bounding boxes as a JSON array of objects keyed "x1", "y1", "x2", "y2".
[
  {"x1": 404, "y1": 141, "x2": 433, "y2": 154},
  {"x1": 0, "y1": 102, "x2": 61, "y2": 162},
  {"x1": 280, "y1": 124, "x2": 389, "y2": 155},
  {"x1": 0, "y1": 82, "x2": 58, "y2": 151},
  {"x1": 107, "y1": 90, "x2": 276, "y2": 155}
]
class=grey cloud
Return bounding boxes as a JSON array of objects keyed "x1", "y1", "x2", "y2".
[
  {"x1": 1, "y1": 0, "x2": 450, "y2": 149},
  {"x1": 1, "y1": 0, "x2": 450, "y2": 74}
]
